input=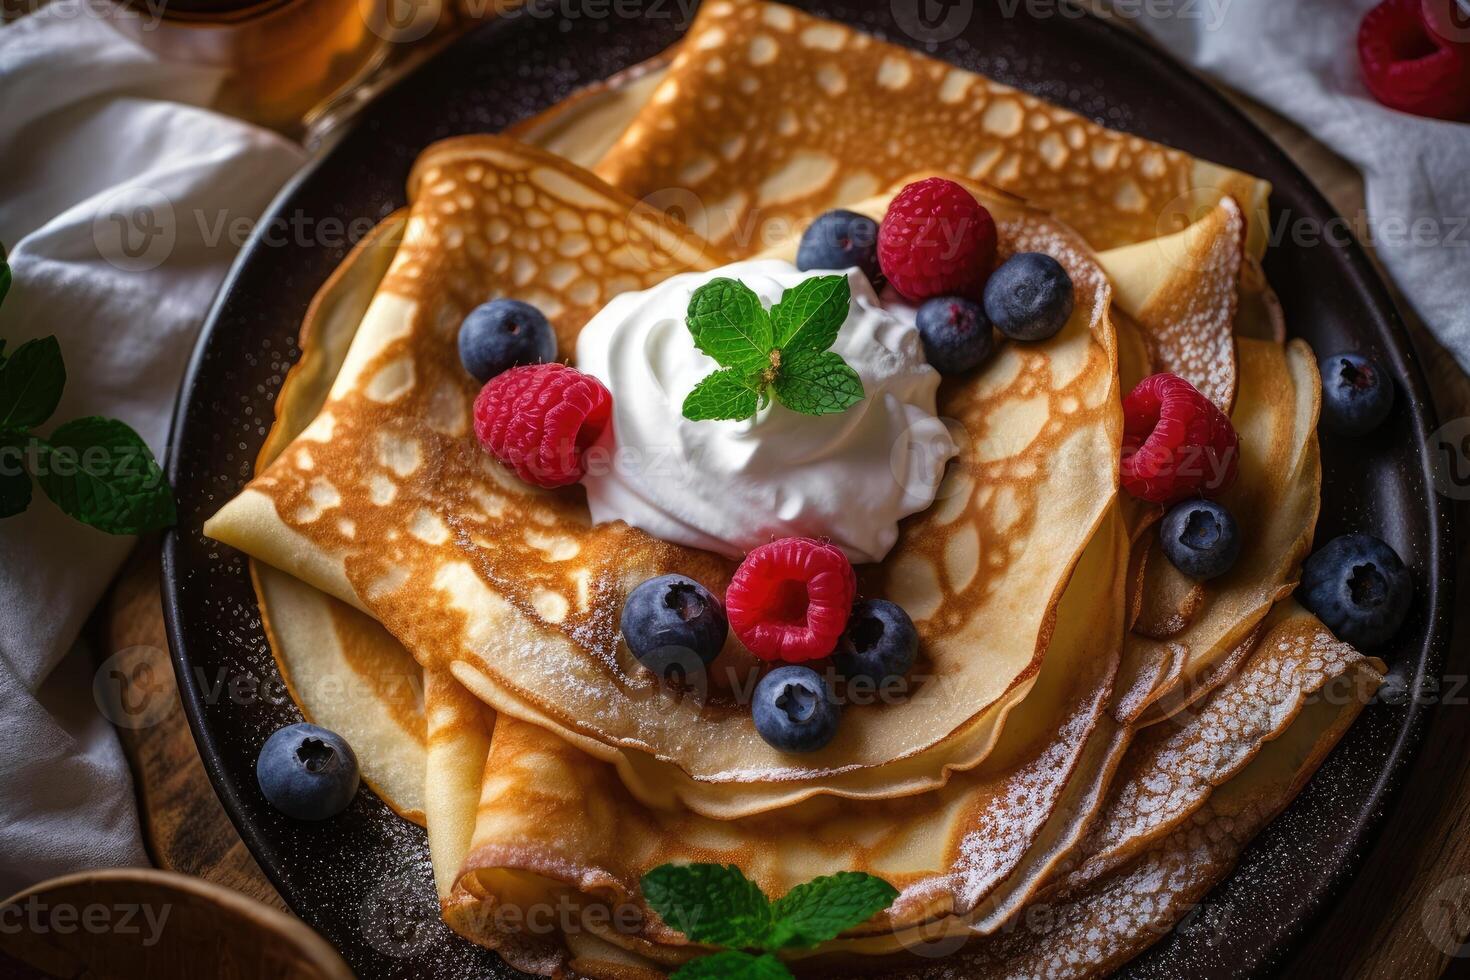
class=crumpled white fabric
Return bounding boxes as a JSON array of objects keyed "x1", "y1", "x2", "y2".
[
  {"x1": 0, "y1": 1, "x2": 303, "y2": 895},
  {"x1": 1133, "y1": 0, "x2": 1470, "y2": 375}
]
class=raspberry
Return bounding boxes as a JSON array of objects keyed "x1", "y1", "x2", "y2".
[
  {"x1": 878, "y1": 178, "x2": 997, "y2": 303},
  {"x1": 1121, "y1": 373, "x2": 1239, "y2": 505},
  {"x1": 473, "y1": 363, "x2": 612, "y2": 488},
  {"x1": 1359, "y1": 0, "x2": 1470, "y2": 120},
  {"x1": 726, "y1": 538, "x2": 856, "y2": 662}
]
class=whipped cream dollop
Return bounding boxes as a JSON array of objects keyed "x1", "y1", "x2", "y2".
[{"x1": 576, "y1": 259, "x2": 957, "y2": 564}]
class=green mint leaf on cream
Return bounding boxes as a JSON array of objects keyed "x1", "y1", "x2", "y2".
[
  {"x1": 642, "y1": 863, "x2": 774, "y2": 949},
  {"x1": 681, "y1": 275, "x2": 865, "y2": 422},
  {"x1": 671, "y1": 951, "x2": 792, "y2": 980},
  {"x1": 34, "y1": 417, "x2": 177, "y2": 535},
  {"x1": 687, "y1": 277, "x2": 773, "y2": 375},
  {"x1": 682, "y1": 369, "x2": 762, "y2": 422},
  {"x1": 768, "y1": 872, "x2": 900, "y2": 949},
  {"x1": 0, "y1": 336, "x2": 65, "y2": 432},
  {"x1": 770, "y1": 274, "x2": 848, "y2": 355},
  {"x1": 773, "y1": 350, "x2": 864, "y2": 417},
  {"x1": 642, "y1": 863, "x2": 896, "y2": 975}
]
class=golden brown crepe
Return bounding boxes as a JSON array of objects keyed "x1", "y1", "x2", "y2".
[
  {"x1": 203, "y1": 4, "x2": 1387, "y2": 975},
  {"x1": 205, "y1": 141, "x2": 1126, "y2": 819},
  {"x1": 593, "y1": 0, "x2": 1271, "y2": 259}
]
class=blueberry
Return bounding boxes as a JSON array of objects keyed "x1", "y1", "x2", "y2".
[
  {"x1": 257, "y1": 723, "x2": 360, "y2": 821},
  {"x1": 983, "y1": 252, "x2": 1074, "y2": 342},
  {"x1": 1319, "y1": 353, "x2": 1393, "y2": 436},
  {"x1": 622, "y1": 574, "x2": 728, "y2": 683},
  {"x1": 796, "y1": 210, "x2": 882, "y2": 286},
  {"x1": 753, "y1": 665, "x2": 841, "y2": 753},
  {"x1": 834, "y1": 599, "x2": 918, "y2": 685},
  {"x1": 458, "y1": 298, "x2": 557, "y2": 382},
  {"x1": 1300, "y1": 533, "x2": 1412, "y2": 648},
  {"x1": 1159, "y1": 500, "x2": 1242, "y2": 580},
  {"x1": 915, "y1": 296, "x2": 994, "y2": 374}
]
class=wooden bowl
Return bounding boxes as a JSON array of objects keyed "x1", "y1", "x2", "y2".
[{"x1": 0, "y1": 869, "x2": 352, "y2": 980}]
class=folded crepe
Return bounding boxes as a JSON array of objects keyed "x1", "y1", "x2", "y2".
[
  {"x1": 205, "y1": 137, "x2": 1127, "y2": 820},
  {"x1": 203, "y1": 4, "x2": 1386, "y2": 976},
  {"x1": 220, "y1": 146, "x2": 1372, "y2": 976},
  {"x1": 591, "y1": 0, "x2": 1270, "y2": 260}
]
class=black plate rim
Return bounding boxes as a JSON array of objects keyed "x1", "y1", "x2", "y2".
[{"x1": 160, "y1": 6, "x2": 1455, "y2": 978}]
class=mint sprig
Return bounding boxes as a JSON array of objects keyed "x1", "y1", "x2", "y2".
[
  {"x1": 0, "y1": 246, "x2": 176, "y2": 535},
  {"x1": 642, "y1": 863, "x2": 898, "y2": 979},
  {"x1": 681, "y1": 276, "x2": 864, "y2": 422}
]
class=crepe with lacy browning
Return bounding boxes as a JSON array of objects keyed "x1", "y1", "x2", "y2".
[
  {"x1": 592, "y1": 0, "x2": 1271, "y2": 261},
  {"x1": 436, "y1": 601, "x2": 1378, "y2": 979},
  {"x1": 230, "y1": 144, "x2": 1383, "y2": 978},
  {"x1": 431, "y1": 314, "x2": 1332, "y2": 975},
  {"x1": 233, "y1": 195, "x2": 1340, "y2": 970},
  {"x1": 250, "y1": 212, "x2": 432, "y2": 825},
  {"x1": 204, "y1": 139, "x2": 1126, "y2": 818},
  {"x1": 541, "y1": 187, "x2": 1262, "y2": 818}
]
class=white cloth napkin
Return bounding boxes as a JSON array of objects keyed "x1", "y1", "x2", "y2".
[
  {"x1": 1131, "y1": 0, "x2": 1470, "y2": 376},
  {"x1": 0, "y1": 2, "x2": 303, "y2": 895}
]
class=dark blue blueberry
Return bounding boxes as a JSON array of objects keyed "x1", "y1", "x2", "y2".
[
  {"x1": 1159, "y1": 499, "x2": 1242, "y2": 581},
  {"x1": 915, "y1": 296, "x2": 994, "y2": 374},
  {"x1": 257, "y1": 723, "x2": 360, "y2": 821},
  {"x1": 622, "y1": 574, "x2": 728, "y2": 684},
  {"x1": 458, "y1": 298, "x2": 557, "y2": 382},
  {"x1": 796, "y1": 210, "x2": 882, "y2": 286},
  {"x1": 1319, "y1": 353, "x2": 1393, "y2": 436},
  {"x1": 983, "y1": 252, "x2": 1074, "y2": 342},
  {"x1": 1300, "y1": 533, "x2": 1412, "y2": 648},
  {"x1": 834, "y1": 599, "x2": 918, "y2": 685},
  {"x1": 753, "y1": 665, "x2": 841, "y2": 754}
]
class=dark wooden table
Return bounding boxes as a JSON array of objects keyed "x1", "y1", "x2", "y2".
[{"x1": 94, "y1": 83, "x2": 1470, "y2": 980}]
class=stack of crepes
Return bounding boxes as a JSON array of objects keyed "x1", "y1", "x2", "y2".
[{"x1": 204, "y1": 2, "x2": 1387, "y2": 976}]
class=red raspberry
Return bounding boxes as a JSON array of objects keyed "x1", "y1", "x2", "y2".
[
  {"x1": 473, "y1": 363, "x2": 612, "y2": 488},
  {"x1": 1121, "y1": 373, "x2": 1239, "y2": 505},
  {"x1": 877, "y1": 178, "x2": 998, "y2": 303},
  {"x1": 1359, "y1": 0, "x2": 1470, "y2": 121},
  {"x1": 726, "y1": 538, "x2": 856, "y2": 662}
]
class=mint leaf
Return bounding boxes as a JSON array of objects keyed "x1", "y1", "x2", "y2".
[
  {"x1": 768, "y1": 872, "x2": 899, "y2": 949},
  {"x1": 0, "y1": 336, "x2": 65, "y2": 431},
  {"x1": 687, "y1": 278, "x2": 773, "y2": 374},
  {"x1": 773, "y1": 350, "x2": 864, "y2": 416},
  {"x1": 33, "y1": 417, "x2": 175, "y2": 535},
  {"x1": 672, "y1": 951, "x2": 792, "y2": 980},
  {"x1": 0, "y1": 432, "x2": 30, "y2": 519},
  {"x1": 770, "y1": 274, "x2": 848, "y2": 355},
  {"x1": 642, "y1": 864, "x2": 773, "y2": 949},
  {"x1": 683, "y1": 370, "x2": 762, "y2": 422}
]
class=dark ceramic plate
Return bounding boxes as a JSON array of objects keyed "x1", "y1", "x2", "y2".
[{"x1": 161, "y1": 2, "x2": 1454, "y2": 977}]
